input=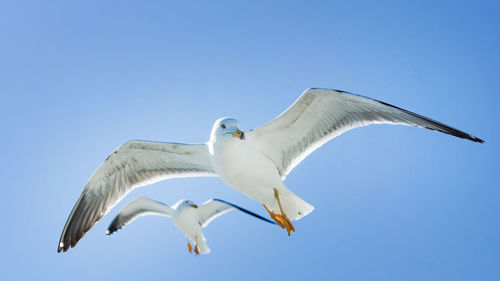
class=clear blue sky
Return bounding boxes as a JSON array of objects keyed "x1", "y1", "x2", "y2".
[{"x1": 1, "y1": 1, "x2": 498, "y2": 280}]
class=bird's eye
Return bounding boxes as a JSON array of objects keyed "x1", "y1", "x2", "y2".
[{"x1": 220, "y1": 124, "x2": 226, "y2": 129}]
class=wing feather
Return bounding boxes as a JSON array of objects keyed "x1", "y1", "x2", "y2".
[
  {"x1": 248, "y1": 88, "x2": 483, "y2": 179},
  {"x1": 58, "y1": 140, "x2": 215, "y2": 252},
  {"x1": 197, "y1": 199, "x2": 275, "y2": 227},
  {"x1": 106, "y1": 198, "x2": 174, "y2": 235}
]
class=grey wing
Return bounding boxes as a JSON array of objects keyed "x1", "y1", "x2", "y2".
[
  {"x1": 106, "y1": 197, "x2": 174, "y2": 235},
  {"x1": 58, "y1": 140, "x2": 216, "y2": 252},
  {"x1": 197, "y1": 199, "x2": 275, "y2": 228},
  {"x1": 247, "y1": 88, "x2": 484, "y2": 179}
]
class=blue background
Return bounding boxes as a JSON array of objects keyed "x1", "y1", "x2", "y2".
[{"x1": 1, "y1": 1, "x2": 498, "y2": 280}]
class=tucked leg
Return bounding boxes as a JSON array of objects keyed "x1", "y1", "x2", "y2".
[
  {"x1": 273, "y1": 188, "x2": 295, "y2": 235},
  {"x1": 187, "y1": 239, "x2": 193, "y2": 253},
  {"x1": 263, "y1": 189, "x2": 296, "y2": 235}
]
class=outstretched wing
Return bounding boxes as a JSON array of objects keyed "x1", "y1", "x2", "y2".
[
  {"x1": 106, "y1": 197, "x2": 174, "y2": 235},
  {"x1": 197, "y1": 198, "x2": 275, "y2": 227},
  {"x1": 58, "y1": 140, "x2": 216, "y2": 252},
  {"x1": 248, "y1": 88, "x2": 483, "y2": 179}
]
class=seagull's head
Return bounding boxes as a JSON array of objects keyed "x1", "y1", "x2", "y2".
[
  {"x1": 178, "y1": 199, "x2": 198, "y2": 209},
  {"x1": 211, "y1": 117, "x2": 245, "y2": 141}
]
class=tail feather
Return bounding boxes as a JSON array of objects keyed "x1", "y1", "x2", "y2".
[
  {"x1": 284, "y1": 193, "x2": 314, "y2": 220},
  {"x1": 196, "y1": 236, "x2": 210, "y2": 254},
  {"x1": 197, "y1": 241, "x2": 210, "y2": 254},
  {"x1": 268, "y1": 187, "x2": 314, "y2": 221}
]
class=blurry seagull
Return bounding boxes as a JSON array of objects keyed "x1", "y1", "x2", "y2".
[
  {"x1": 58, "y1": 88, "x2": 483, "y2": 252},
  {"x1": 106, "y1": 198, "x2": 275, "y2": 255}
]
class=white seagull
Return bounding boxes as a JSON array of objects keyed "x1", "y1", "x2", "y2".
[
  {"x1": 106, "y1": 198, "x2": 275, "y2": 255},
  {"x1": 58, "y1": 88, "x2": 483, "y2": 252}
]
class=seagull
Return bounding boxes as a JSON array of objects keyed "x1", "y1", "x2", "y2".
[
  {"x1": 58, "y1": 88, "x2": 483, "y2": 252},
  {"x1": 106, "y1": 198, "x2": 275, "y2": 254}
]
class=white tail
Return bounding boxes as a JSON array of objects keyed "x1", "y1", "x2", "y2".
[
  {"x1": 268, "y1": 187, "x2": 314, "y2": 221},
  {"x1": 196, "y1": 235, "x2": 210, "y2": 254}
]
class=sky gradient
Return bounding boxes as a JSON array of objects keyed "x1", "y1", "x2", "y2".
[{"x1": 1, "y1": 1, "x2": 499, "y2": 280}]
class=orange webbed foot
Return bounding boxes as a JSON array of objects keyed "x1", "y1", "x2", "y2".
[
  {"x1": 283, "y1": 215, "x2": 295, "y2": 236},
  {"x1": 263, "y1": 204, "x2": 285, "y2": 229}
]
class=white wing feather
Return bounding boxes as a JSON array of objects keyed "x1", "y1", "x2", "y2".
[
  {"x1": 58, "y1": 140, "x2": 216, "y2": 252},
  {"x1": 248, "y1": 88, "x2": 483, "y2": 179},
  {"x1": 197, "y1": 200, "x2": 235, "y2": 227},
  {"x1": 106, "y1": 198, "x2": 174, "y2": 235}
]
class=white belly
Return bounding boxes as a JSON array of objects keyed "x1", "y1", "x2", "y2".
[
  {"x1": 172, "y1": 207, "x2": 201, "y2": 240},
  {"x1": 209, "y1": 135, "x2": 315, "y2": 220},
  {"x1": 211, "y1": 136, "x2": 283, "y2": 204}
]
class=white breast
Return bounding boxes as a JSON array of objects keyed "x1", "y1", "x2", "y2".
[
  {"x1": 172, "y1": 207, "x2": 201, "y2": 239},
  {"x1": 210, "y1": 136, "x2": 283, "y2": 201}
]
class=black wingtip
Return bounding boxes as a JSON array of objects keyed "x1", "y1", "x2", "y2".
[
  {"x1": 309, "y1": 88, "x2": 485, "y2": 144},
  {"x1": 57, "y1": 192, "x2": 104, "y2": 253},
  {"x1": 106, "y1": 216, "x2": 121, "y2": 235},
  {"x1": 212, "y1": 198, "x2": 276, "y2": 225},
  {"x1": 376, "y1": 100, "x2": 484, "y2": 144}
]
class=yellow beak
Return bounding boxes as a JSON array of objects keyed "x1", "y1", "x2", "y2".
[
  {"x1": 190, "y1": 204, "x2": 198, "y2": 208},
  {"x1": 227, "y1": 129, "x2": 245, "y2": 140}
]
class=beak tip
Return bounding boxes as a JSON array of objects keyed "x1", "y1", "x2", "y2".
[{"x1": 228, "y1": 129, "x2": 245, "y2": 140}]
